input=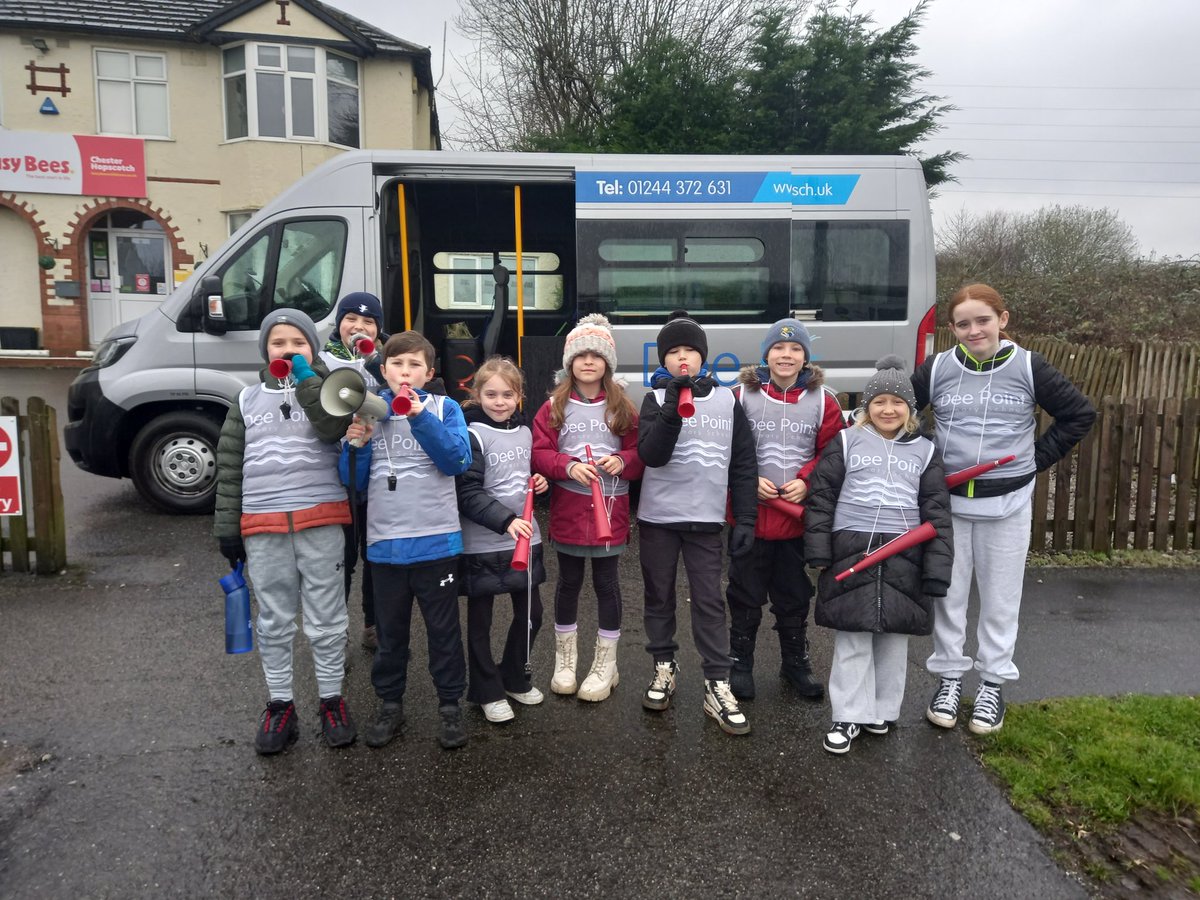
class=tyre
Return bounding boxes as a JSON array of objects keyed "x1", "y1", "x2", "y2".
[{"x1": 129, "y1": 412, "x2": 222, "y2": 514}]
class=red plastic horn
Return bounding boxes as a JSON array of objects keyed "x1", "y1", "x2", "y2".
[
  {"x1": 353, "y1": 336, "x2": 375, "y2": 357},
  {"x1": 834, "y1": 521, "x2": 937, "y2": 582},
  {"x1": 510, "y1": 477, "x2": 537, "y2": 572},
  {"x1": 391, "y1": 383, "x2": 412, "y2": 415},
  {"x1": 268, "y1": 358, "x2": 292, "y2": 379},
  {"x1": 763, "y1": 496, "x2": 805, "y2": 520},
  {"x1": 945, "y1": 454, "x2": 1016, "y2": 489},
  {"x1": 584, "y1": 445, "x2": 614, "y2": 543},
  {"x1": 677, "y1": 364, "x2": 695, "y2": 418}
]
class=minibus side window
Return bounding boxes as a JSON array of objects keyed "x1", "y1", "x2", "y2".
[
  {"x1": 791, "y1": 221, "x2": 909, "y2": 321},
  {"x1": 219, "y1": 232, "x2": 270, "y2": 330},
  {"x1": 578, "y1": 219, "x2": 789, "y2": 324},
  {"x1": 272, "y1": 220, "x2": 347, "y2": 319},
  {"x1": 431, "y1": 251, "x2": 564, "y2": 311}
]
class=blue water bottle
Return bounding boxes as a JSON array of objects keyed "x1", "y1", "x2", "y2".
[{"x1": 220, "y1": 562, "x2": 254, "y2": 654}]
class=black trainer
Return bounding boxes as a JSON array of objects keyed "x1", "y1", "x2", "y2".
[
  {"x1": 862, "y1": 720, "x2": 892, "y2": 735},
  {"x1": 254, "y1": 699, "x2": 299, "y2": 755},
  {"x1": 926, "y1": 676, "x2": 962, "y2": 729},
  {"x1": 703, "y1": 679, "x2": 751, "y2": 736},
  {"x1": 822, "y1": 721, "x2": 861, "y2": 754},
  {"x1": 318, "y1": 695, "x2": 357, "y2": 748},
  {"x1": 438, "y1": 703, "x2": 468, "y2": 749},
  {"x1": 969, "y1": 681, "x2": 1006, "y2": 735},
  {"x1": 364, "y1": 700, "x2": 405, "y2": 748}
]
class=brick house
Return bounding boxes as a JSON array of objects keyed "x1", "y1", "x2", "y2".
[{"x1": 0, "y1": 0, "x2": 439, "y2": 357}]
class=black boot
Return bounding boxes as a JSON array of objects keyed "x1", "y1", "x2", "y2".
[
  {"x1": 729, "y1": 630, "x2": 757, "y2": 701},
  {"x1": 779, "y1": 627, "x2": 824, "y2": 700}
]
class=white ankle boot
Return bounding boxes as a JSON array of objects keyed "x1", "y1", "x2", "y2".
[
  {"x1": 551, "y1": 630, "x2": 578, "y2": 695},
  {"x1": 577, "y1": 634, "x2": 620, "y2": 702}
]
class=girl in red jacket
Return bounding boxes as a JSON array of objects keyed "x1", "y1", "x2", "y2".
[{"x1": 532, "y1": 314, "x2": 643, "y2": 703}]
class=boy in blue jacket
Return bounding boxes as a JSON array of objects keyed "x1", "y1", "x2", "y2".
[{"x1": 341, "y1": 331, "x2": 473, "y2": 749}]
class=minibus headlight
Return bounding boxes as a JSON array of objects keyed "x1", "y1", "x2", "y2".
[{"x1": 91, "y1": 336, "x2": 137, "y2": 369}]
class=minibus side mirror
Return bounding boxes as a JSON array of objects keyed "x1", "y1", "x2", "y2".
[{"x1": 200, "y1": 274, "x2": 227, "y2": 336}]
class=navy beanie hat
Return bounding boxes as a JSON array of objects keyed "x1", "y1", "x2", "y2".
[
  {"x1": 761, "y1": 318, "x2": 812, "y2": 362},
  {"x1": 335, "y1": 292, "x2": 384, "y2": 332},
  {"x1": 656, "y1": 309, "x2": 708, "y2": 366},
  {"x1": 862, "y1": 354, "x2": 916, "y2": 410}
]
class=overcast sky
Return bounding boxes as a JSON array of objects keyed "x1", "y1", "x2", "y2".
[{"x1": 333, "y1": 0, "x2": 1200, "y2": 260}]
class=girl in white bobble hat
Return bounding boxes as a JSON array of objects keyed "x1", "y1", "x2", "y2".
[{"x1": 531, "y1": 314, "x2": 644, "y2": 703}]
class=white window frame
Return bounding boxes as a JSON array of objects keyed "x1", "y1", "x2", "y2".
[
  {"x1": 221, "y1": 42, "x2": 361, "y2": 148},
  {"x1": 227, "y1": 210, "x2": 256, "y2": 236},
  {"x1": 94, "y1": 48, "x2": 170, "y2": 138}
]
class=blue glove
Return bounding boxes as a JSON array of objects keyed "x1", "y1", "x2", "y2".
[{"x1": 289, "y1": 354, "x2": 317, "y2": 382}]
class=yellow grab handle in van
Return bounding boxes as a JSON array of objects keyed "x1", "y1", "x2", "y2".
[
  {"x1": 398, "y1": 182, "x2": 412, "y2": 332},
  {"x1": 514, "y1": 184, "x2": 525, "y2": 369}
]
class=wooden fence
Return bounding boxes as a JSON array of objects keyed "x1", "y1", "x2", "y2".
[
  {"x1": 933, "y1": 329, "x2": 1200, "y2": 401},
  {"x1": 1033, "y1": 396, "x2": 1200, "y2": 552},
  {"x1": 0, "y1": 396, "x2": 66, "y2": 574}
]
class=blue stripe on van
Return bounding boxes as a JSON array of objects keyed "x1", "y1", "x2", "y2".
[{"x1": 576, "y1": 172, "x2": 859, "y2": 205}]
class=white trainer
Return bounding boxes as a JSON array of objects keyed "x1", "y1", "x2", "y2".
[
  {"x1": 481, "y1": 700, "x2": 515, "y2": 723},
  {"x1": 506, "y1": 687, "x2": 545, "y2": 706}
]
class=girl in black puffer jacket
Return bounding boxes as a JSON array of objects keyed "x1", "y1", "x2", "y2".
[{"x1": 805, "y1": 357, "x2": 953, "y2": 755}]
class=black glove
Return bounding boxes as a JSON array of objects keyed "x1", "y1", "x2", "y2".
[
  {"x1": 661, "y1": 374, "x2": 693, "y2": 415},
  {"x1": 728, "y1": 524, "x2": 755, "y2": 558},
  {"x1": 219, "y1": 536, "x2": 246, "y2": 565}
]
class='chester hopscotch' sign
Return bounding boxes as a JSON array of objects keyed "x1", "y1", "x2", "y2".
[{"x1": 0, "y1": 416, "x2": 22, "y2": 516}]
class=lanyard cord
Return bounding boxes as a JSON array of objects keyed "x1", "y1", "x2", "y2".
[
  {"x1": 942, "y1": 351, "x2": 998, "y2": 468},
  {"x1": 864, "y1": 427, "x2": 917, "y2": 552}
]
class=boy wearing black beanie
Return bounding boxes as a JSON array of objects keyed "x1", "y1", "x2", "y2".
[{"x1": 637, "y1": 310, "x2": 759, "y2": 736}]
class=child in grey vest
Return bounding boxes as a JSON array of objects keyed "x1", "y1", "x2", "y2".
[
  {"x1": 912, "y1": 284, "x2": 1094, "y2": 735},
  {"x1": 804, "y1": 355, "x2": 954, "y2": 755},
  {"x1": 456, "y1": 357, "x2": 549, "y2": 724},
  {"x1": 319, "y1": 291, "x2": 387, "y2": 654},
  {"x1": 637, "y1": 310, "x2": 759, "y2": 736},
  {"x1": 213, "y1": 308, "x2": 356, "y2": 755}
]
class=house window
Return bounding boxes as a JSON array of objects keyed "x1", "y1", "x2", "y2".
[
  {"x1": 222, "y1": 43, "x2": 360, "y2": 147},
  {"x1": 227, "y1": 211, "x2": 255, "y2": 236},
  {"x1": 95, "y1": 49, "x2": 169, "y2": 137}
]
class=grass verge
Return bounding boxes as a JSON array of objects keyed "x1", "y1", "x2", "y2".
[
  {"x1": 1027, "y1": 550, "x2": 1200, "y2": 568},
  {"x1": 973, "y1": 695, "x2": 1200, "y2": 896}
]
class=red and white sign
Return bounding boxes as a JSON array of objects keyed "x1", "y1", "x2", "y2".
[
  {"x1": 0, "y1": 131, "x2": 146, "y2": 198},
  {"x1": 135, "y1": 273, "x2": 151, "y2": 293},
  {"x1": 0, "y1": 417, "x2": 22, "y2": 517}
]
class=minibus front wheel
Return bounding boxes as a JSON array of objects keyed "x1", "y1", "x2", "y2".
[{"x1": 129, "y1": 411, "x2": 222, "y2": 514}]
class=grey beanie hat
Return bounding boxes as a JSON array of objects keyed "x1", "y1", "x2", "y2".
[
  {"x1": 761, "y1": 317, "x2": 813, "y2": 362},
  {"x1": 258, "y1": 308, "x2": 321, "y2": 361},
  {"x1": 862, "y1": 354, "x2": 916, "y2": 409}
]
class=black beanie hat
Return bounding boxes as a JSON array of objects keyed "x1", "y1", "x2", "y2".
[{"x1": 656, "y1": 309, "x2": 708, "y2": 367}]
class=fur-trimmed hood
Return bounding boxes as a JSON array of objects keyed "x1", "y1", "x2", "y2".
[{"x1": 738, "y1": 363, "x2": 825, "y2": 394}]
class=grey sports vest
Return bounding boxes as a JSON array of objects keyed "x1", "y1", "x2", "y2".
[
  {"x1": 639, "y1": 387, "x2": 736, "y2": 525},
  {"x1": 461, "y1": 423, "x2": 542, "y2": 555},
  {"x1": 239, "y1": 384, "x2": 346, "y2": 513},
  {"x1": 319, "y1": 350, "x2": 381, "y2": 391},
  {"x1": 928, "y1": 344, "x2": 1037, "y2": 480},
  {"x1": 832, "y1": 427, "x2": 934, "y2": 534},
  {"x1": 554, "y1": 398, "x2": 629, "y2": 497},
  {"x1": 365, "y1": 396, "x2": 460, "y2": 544},
  {"x1": 737, "y1": 384, "x2": 825, "y2": 486}
]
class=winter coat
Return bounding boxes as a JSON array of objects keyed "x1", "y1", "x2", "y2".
[
  {"x1": 213, "y1": 357, "x2": 351, "y2": 540},
  {"x1": 638, "y1": 369, "x2": 759, "y2": 531},
  {"x1": 804, "y1": 430, "x2": 954, "y2": 635},
  {"x1": 729, "y1": 363, "x2": 845, "y2": 540},
  {"x1": 911, "y1": 343, "x2": 1096, "y2": 498},
  {"x1": 531, "y1": 389, "x2": 644, "y2": 547},
  {"x1": 456, "y1": 406, "x2": 547, "y2": 597}
]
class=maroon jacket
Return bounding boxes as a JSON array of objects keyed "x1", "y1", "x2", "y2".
[
  {"x1": 531, "y1": 391, "x2": 644, "y2": 547},
  {"x1": 728, "y1": 364, "x2": 846, "y2": 541}
]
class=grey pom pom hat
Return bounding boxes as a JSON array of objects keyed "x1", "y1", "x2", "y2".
[{"x1": 862, "y1": 354, "x2": 916, "y2": 410}]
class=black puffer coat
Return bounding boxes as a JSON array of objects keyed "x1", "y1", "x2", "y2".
[
  {"x1": 455, "y1": 407, "x2": 547, "y2": 598},
  {"x1": 804, "y1": 430, "x2": 954, "y2": 635}
]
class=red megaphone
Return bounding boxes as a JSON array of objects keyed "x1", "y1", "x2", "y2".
[
  {"x1": 510, "y1": 478, "x2": 537, "y2": 571},
  {"x1": 763, "y1": 496, "x2": 805, "y2": 520},
  {"x1": 268, "y1": 358, "x2": 292, "y2": 379},
  {"x1": 391, "y1": 384, "x2": 412, "y2": 415},
  {"x1": 677, "y1": 364, "x2": 695, "y2": 418},
  {"x1": 585, "y1": 445, "x2": 614, "y2": 543},
  {"x1": 835, "y1": 521, "x2": 937, "y2": 582},
  {"x1": 945, "y1": 454, "x2": 1016, "y2": 489}
]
